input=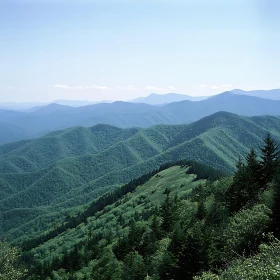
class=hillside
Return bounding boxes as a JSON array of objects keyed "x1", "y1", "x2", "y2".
[
  {"x1": 1, "y1": 93, "x2": 280, "y2": 144},
  {"x1": 1, "y1": 112, "x2": 280, "y2": 243},
  {"x1": 21, "y1": 162, "x2": 215, "y2": 278},
  {"x1": 0, "y1": 122, "x2": 28, "y2": 144},
  {"x1": 19, "y1": 139, "x2": 280, "y2": 280}
]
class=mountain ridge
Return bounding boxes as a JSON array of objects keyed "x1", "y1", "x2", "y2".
[
  {"x1": 232, "y1": 88, "x2": 280, "y2": 100},
  {"x1": 130, "y1": 92, "x2": 208, "y2": 104},
  {"x1": 1, "y1": 112, "x2": 280, "y2": 242},
  {"x1": 1, "y1": 93, "x2": 280, "y2": 144}
]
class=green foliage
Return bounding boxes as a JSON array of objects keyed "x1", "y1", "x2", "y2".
[
  {"x1": 122, "y1": 252, "x2": 147, "y2": 280},
  {"x1": 18, "y1": 132, "x2": 280, "y2": 279},
  {"x1": 90, "y1": 247, "x2": 122, "y2": 280},
  {"x1": 259, "y1": 133, "x2": 280, "y2": 186},
  {"x1": 195, "y1": 235, "x2": 280, "y2": 280},
  {"x1": 226, "y1": 134, "x2": 280, "y2": 213},
  {"x1": 2, "y1": 113, "x2": 280, "y2": 243},
  {"x1": 21, "y1": 161, "x2": 217, "y2": 252},
  {"x1": 21, "y1": 165, "x2": 204, "y2": 278},
  {"x1": 1, "y1": 116, "x2": 280, "y2": 280},
  {"x1": 224, "y1": 204, "x2": 271, "y2": 258},
  {"x1": 0, "y1": 242, "x2": 27, "y2": 280}
]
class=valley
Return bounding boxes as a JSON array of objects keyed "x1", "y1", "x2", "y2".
[{"x1": 1, "y1": 112, "x2": 280, "y2": 244}]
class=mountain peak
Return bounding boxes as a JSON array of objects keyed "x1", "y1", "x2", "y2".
[
  {"x1": 130, "y1": 92, "x2": 207, "y2": 104},
  {"x1": 30, "y1": 103, "x2": 72, "y2": 115}
]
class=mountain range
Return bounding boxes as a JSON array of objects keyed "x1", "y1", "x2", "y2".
[
  {"x1": 1, "y1": 88, "x2": 279, "y2": 112},
  {"x1": 132, "y1": 89, "x2": 280, "y2": 104},
  {"x1": 232, "y1": 88, "x2": 280, "y2": 100},
  {"x1": 1, "y1": 92, "x2": 280, "y2": 145},
  {"x1": 1, "y1": 111, "x2": 280, "y2": 243},
  {"x1": 130, "y1": 92, "x2": 208, "y2": 104}
]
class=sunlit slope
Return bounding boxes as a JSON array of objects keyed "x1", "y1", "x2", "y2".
[{"x1": 26, "y1": 165, "x2": 204, "y2": 263}]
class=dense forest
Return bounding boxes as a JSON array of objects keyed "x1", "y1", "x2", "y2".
[
  {"x1": 2, "y1": 112, "x2": 280, "y2": 246},
  {"x1": 2, "y1": 132, "x2": 279, "y2": 279}
]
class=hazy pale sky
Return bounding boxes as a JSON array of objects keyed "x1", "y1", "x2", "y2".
[{"x1": 0, "y1": 0, "x2": 280, "y2": 102}]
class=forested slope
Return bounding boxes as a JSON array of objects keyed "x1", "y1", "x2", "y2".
[
  {"x1": 17, "y1": 133, "x2": 280, "y2": 280},
  {"x1": 1, "y1": 112, "x2": 280, "y2": 244}
]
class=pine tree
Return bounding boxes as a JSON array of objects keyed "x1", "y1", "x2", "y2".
[
  {"x1": 122, "y1": 252, "x2": 147, "y2": 280},
  {"x1": 246, "y1": 148, "x2": 259, "y2": 174},
  {"x1": 259, "y1": 133, "x2": 280, "y2": 187},
  {"x1": 226, "y1": 149, "x2": 260, "y2": 213},
  {"x1": 160, "y1": 193, "x2": 180, "y2": 233},
  {"x1": 236, "y1": 156, "x2": 245, "y2": 171},
  {"x1": 150, "y1": 214, "x2": 162, "y2": 240},
  {"x1": 245, "y1": 148, "x2": 261, "y2": 202}
]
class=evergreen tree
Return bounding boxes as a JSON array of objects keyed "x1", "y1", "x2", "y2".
[
  {"x1": 122, "y1": 252, "x2": 147, "y2": 280},
  {"x1": 225, "y1": 137, "x2": 280, "y2": 214},
  {"x1": 246, "y1": 148, "x2": 259, "y2": 175},
  {"x1": 236, "y1": 156, "x2": 245, "y2": 171},
  {"x1": 160, "y1": 193, "x2": 180, "y2": 234},
  {"x1": 150, "y1": 214, "x2": 162, "y2": 240},
  {"x1": 196, "y1": 199, "x2": 206, "y2": 220},
  {"x1": 245, "y1": 148, "x2": 261, "y2": 203},
  {"x1": 168, "y1": 225, "x2": 207, "y2": 280},
  {"x1": 259, "y1": 133, "x2": 280, "y2": 187},
  {"x1": 225, "y1": 165, "x2": 251, "y2": 213}
]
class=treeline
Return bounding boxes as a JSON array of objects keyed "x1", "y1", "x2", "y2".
[{"x1": 186, "y1": 160, "x2": 226, "y2": 181}]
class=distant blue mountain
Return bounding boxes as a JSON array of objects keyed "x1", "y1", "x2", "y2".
[
  {"x1": 130, "y1": 92, "x2": 208, "y2": 104},
  {"x1": 0, "y1": 92, "x2": 280, "y2": 144},
  {"x1": 231, "y1": 89, "x2": 280, "y2": 100}
]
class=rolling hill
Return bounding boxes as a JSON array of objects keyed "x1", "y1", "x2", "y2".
[
  {"x1": 1, "y1": 112, "x2": 280, "y2": 243},
  {"x1": 1, "y1": 93, "x2": 280, "y2": 144}
]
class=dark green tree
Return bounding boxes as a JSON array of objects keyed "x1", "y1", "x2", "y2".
[
  {"x1": 196, "y1": 199, "x2": 206, "y2": 220},
  {"x1": 166, "y1": 224, "x2": 207, "y2": 280},
  {"x1": 246, "y1": 148, "x2": 259, "y2": 175},
  {"x1": 122, "y1": 252, "x2": 147, "y2": 280},
  {"x1": 236, "y1": 156, "x2": 245, "y2": 171},
  {"x1": 225, "y1": 137, "x2": 280, "y2": 213},
  {"x1": 160, "y1": 193, "x2": 180, "y2": 234},
  {"x1": 259, "y1": 133, "x2": 280, "y2": 187},
  {"x1": 150, "y1": 214, "x2": 162, "y2": 240}
]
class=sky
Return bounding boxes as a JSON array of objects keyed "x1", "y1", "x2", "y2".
[{"x1": 0, "y1": 0, "x2": 280, "y2": 102}]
